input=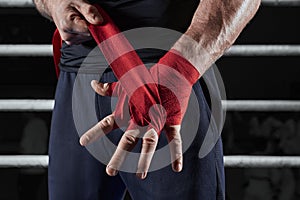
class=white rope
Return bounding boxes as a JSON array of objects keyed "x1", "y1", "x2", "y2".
[
  {"x1": 0, "y1": 45, "x2": 52, "y2": 57},
  {"x1": 0, "y1": 99, "x2": 300, "y2": 112},
  {"x1": 1, "y1": 155, "x2": 300, "y2": 168},
  {"x1": 1, "y1": 45, "x2": 300, "y2": 57},
  {"x1": 0, "y1": 0, "x2": 34, "y2": 7},
  {"x1": 1, "y1": 0, "x2": 300, "y2": 7},
  {"x1": 225, "y1": 156, "x2": 300, "y2": 168},
  {"x1": 0, "y1": 155, "x2": 48, "y2": 168},
  {"x1": 223, "y1": 100, "x2": 300, "y2": 112},
  {"x1": 0, "y1": 99, "x2": 54, "y2": 111},
  {"x1": 225, "y1": 45, "x2": 300, "y2": 56},
  {"x1": 262, "y1": 0, "x2": 300, "y2": 6}
]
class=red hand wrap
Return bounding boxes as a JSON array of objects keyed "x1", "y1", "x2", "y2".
[
  {"x1": 52, "y1": 29, "x2": 62, "y2": 77},
  {"x1": 52, "y1": 5, "x2": 165, "y2": 133},
  {"x1": 150, "y1": 50, "x2": 200, "y2": 125}
]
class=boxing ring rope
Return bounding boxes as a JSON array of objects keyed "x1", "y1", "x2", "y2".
[
  {"x1": 1, "y1": 0, "x2": 300, "y2": 7},
  {"x1": 1, "y1": 155, "x2": 300, "y2": 168},
  {"x1": 0, "y1": 0, "x2": 33, "y2": 7},
  {"x1": 1, "y1": 45, "x2": 300, "y2": 57},
  {"x1": 224, "y1": 156, "x2": 300, "y2": 168},
  {"x1": 0, "y1": 100, "x2": 54, "y2": 111},
  {"x1": 225, "y1": 45, "x2": 300, "y2": 57},
  {"x1": 1, "y1": 99, "x2": 300, "y2": 112},
  {"x1": 0, "y1": 45, "x2": 52, "y2": 57},
  {"x1": 0, "y1": 155, "x2": 48, "y2": 168},
  {"x1": 222, "y1": 100, "x2": 300, "y2": 112},
  {"x1": 262, "y1": 0, "x2": 300, "y2": 6}
]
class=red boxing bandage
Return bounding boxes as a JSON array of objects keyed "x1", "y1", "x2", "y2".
[
  {"x1": 52, "y1": 29, "x2": 62, "y2": 77},
  {"x1": 52, "y1": 5, "x2": 165, "y2": 134},
  {"x1": 150, "y1": 50, "x2": 200, "y2": 126},
  {"x1": 89, "y1": 5, "x2": 166, "y2": 133},
  {"x1": 104, "y1": 50, "x2": 200, "y2": 127},
  {"x1": 52, "y1": 5, "x2": 201, "y2": 133}
]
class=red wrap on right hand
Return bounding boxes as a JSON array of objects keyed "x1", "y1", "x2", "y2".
[{"x1": 53, "y1": 5, "x2": 166, "y2": 134}]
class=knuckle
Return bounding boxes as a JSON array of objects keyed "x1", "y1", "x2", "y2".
[
  {"x1": 97, "y1": 116, "x2": 114, "y2": 133},
  {"x1": 72, "y1": 16, "x2": 82, "y2": 24},
  {"x1": 78, "y1": 3, "x2": 95, "y2": 16},
  {"x1": 66, "y1": 11, "x2": 77, "y2": 21},
  {"x1": 101, "y1": 116, "x2": 113, "y2": 127},
  {"x1": 174, "y1": 152, "x2": 182, "y2": 158},
  {"x1": 122, "y1": 133, "x2": 138, "y2": 146},
  {"x1": 84, "y1": 4, "x2": 95, "y2": 14},
  {"x1": 165, "y1": 125, "x2": 181, "y2": 134},
  {"x1": 167, "y1": 131, "x2": 177, "y2": 140},
  {"x1": 172, "y1": 136, "x2": 182, "y2": 145},
  {"x1": 143, "y1": 132, "x2": 158, "y2": 146},
  {"x1": 165, "y1": 126, "x2": 181, "y2": 141},
  {"x1": 143, "y1": 137, "x2": 157, "y2": 146}
]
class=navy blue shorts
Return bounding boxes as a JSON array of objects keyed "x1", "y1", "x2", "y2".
[{"x1": 48, "y1": 66, "x2": 225, "y2": 199}]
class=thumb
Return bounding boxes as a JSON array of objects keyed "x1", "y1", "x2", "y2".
[
  {"x1": 91, "y1": 80, "x2": 119, "y2": 96},
  {"x1": 75, "y1": 3, "x2": 103, "y2": 25}
]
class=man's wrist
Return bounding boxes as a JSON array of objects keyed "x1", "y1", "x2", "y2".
[
  {"x1": 33, "y1": 0, "x2": 53, "y2": 20},
  {"x1": 172, "y1": 34, "x2": 213, "y2": 76}
]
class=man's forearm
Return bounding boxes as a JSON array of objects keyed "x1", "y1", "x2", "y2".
[
  {"x1": 33, "y1": 0, "x2": 52, "y2": 20},
  {"x1": 173, "y1": 0, "x2": 261, "y2": 75}
]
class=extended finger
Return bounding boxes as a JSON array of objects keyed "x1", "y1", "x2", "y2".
[
  {"x1": 91, "y1": 80, "x2": 119, "y2": 96},
  {"x1": 165, "y1": 125, "x2": 183, "y2": 172},
  {"x1": 136, "y1": 128, "x2": 158, "y2": 179},
  {"x1": 80, "y1": 114, "x2": 116, "y2": 146},
  {"x1": 106, "y1": 127, "x2": 140, "y2": 176}
]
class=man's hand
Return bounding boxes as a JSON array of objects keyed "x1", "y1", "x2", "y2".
[
  {"x1": 34, "y1": 0, "x2": 103, "y2": 45},
  {"x1": 79, "y1": 49, "x2": 200, "y2": 179},
  {"x1": 80, "y1": 80, "x2": 183, "y2": 179}
]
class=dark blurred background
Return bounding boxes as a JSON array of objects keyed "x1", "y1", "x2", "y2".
[{"x1": 0, "y1": 3, "x2": 300, "y2": 200}]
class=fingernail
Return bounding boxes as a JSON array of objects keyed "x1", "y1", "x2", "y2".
[
  {"x1": 175, "y1": 163, "x2": 182, "y2": 172},
  {"x1": 107, "y1": 166, "x2": 118, "y2": 176},
  {"x1": 79, "y1": 137, "x2": 86, "y2": 146},
  {"x1": 141, "y1": 172, "x2": 147, "y2": 179},
  {"x1": 137, "y1": 172, "x2": 147, "y2": 179}
]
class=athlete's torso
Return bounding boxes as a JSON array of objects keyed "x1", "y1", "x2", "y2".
[{"x1": 92, "y1": 0, "x2": 200, "y2": 32}]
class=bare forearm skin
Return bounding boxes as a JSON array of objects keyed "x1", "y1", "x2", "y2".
[{"x1": 173, "y1": 0, "x2": 261, "y2": 75}]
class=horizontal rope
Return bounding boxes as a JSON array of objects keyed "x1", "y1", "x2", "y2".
[
  {"x1": 262, "y1": 0, "x2": 300, "y2": 6},
  {"x1": 225, "y1": 45, "x2": 300, "y2": 56},
  {"x1": 1, "y1": 0, "x2": 300, "y2": 7},
  {"x1": 0, "y1": 45, "x2": 52, "y2": 57},
  {"x1": 0, "y1": 99, "x2": 54, "y2": 111},
  {"x1": 224, "y1": 156, "x2": 300, "y2": 168},
  {"x1": 0, "y1": 155, "x2": 48, "y2": 168},
  {"x1": 223, "y1": 100, "x2": 300, "y2": 112},
  {"x1": 1, "y1": 155, "x2": 300, "y2": 168},
  {"x1": 1, "y1": 45, "x2": 300, "y2": 57},
  {"x1": 0, "y1": 99, "x2": 300, "y2": 112},
  {"x1": 0, "y1": 0, "x2": 33, "y2": 7}
]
